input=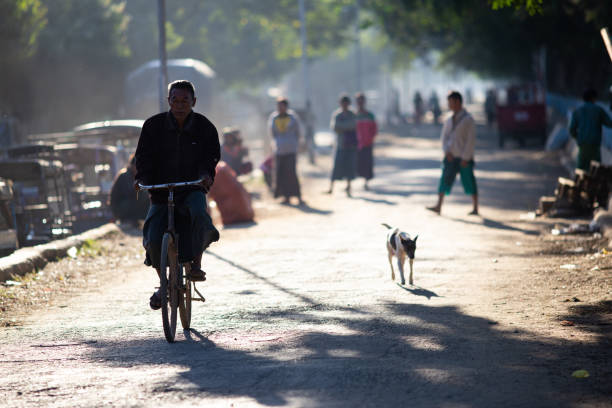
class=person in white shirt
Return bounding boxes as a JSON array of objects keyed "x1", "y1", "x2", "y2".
[{"x1": 427, "y1": 91, "x2": 479, "y2": 215}]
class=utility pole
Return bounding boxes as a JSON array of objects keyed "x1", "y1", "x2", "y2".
[
  {"x1": 157, "y1": 0, "x2": 168, "y2": 112},
  {"x1": 355, "y1": 0, "x2": 362, "y2": 92},
  {"x1": 298, "y1": 0, "x2": 310, "y2": 108}
]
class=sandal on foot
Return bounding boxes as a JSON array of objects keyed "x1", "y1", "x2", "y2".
[
  {"x1": 426, "y1": 206, "x2": 441, "y2": 215},
  {"x1": 149, "y1": 290, "x2": 161, "y2": 310},
  {"x1": 188, "y1": 266, "x2": 206, "y2": 282}
]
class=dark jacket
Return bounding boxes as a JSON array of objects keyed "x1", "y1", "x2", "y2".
[{"x1": 135, "y1": 111, "x2": 220, "y2": 204}]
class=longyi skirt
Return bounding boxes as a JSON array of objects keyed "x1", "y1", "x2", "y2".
[
  {"x1": 357, "y1": 146, "x2": 374, "y2": 180},
  {"x1": 274, "y1": 153, "x2": 301, "y2": 198},
  {"x1": 331, "y1": 148, "x2": 357, "y2": 181}
]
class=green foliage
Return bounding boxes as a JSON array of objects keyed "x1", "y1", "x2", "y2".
[
  {"x1": 78, "y1": 239, "x2": 103, "y2": 257},
  {"x1": 364, "y1": 0, "x2": 612, "y2": 95},
  {"x1": 124, "y1": 0, "x2": 356, "y2": 87},
  {"x1": 490, "y1": 0, "x2": 543, "y2": 15},
  {"x1": 0, "y1": 0, "x2": 47, "y2": 60},
  {"x1": 1, "y1": 0, "x2": 131, "y2": 131}
]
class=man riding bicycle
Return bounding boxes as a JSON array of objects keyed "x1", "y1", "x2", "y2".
[{"x1": 134, "y1": 80, "x2": 220, "y2": 310}]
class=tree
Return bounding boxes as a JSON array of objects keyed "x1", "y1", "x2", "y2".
[
  {"x1": 0, "y1": 0, "x2": 131, "y2": 132},
  {"x1": 0, "y1": 0, "x2": 46, "y2": 113},
  {"x1": 364, "y1": 0, "x2": 612, "y2": 95},
  {"x1": 124, "y1": 0, "x2": 357, "y2": 87}
]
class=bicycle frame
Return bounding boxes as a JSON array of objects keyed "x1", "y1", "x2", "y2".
[
  {"x1": 138, "y1": 179, "x2": 207, "y2": 340},
  {"x1": 138, "y1": 178, "x2": 207, "y2": 237}
]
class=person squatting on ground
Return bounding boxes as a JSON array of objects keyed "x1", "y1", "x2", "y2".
[
  {"x1": 427, "y1": 91, "x2": 479, "y2": 216},
  {"x1": 134, "y1": 80, "x2": 220, "y2": 310},
  {"x1": 569, "y1": 88, "x2": 612, "y2": 171},
  {"x1": 327, "y1": 94, "x2": 358, "y2": 196},
  {"x1": 355, "y1": 92, "x2": 378, "y2": 190},
  {"x1": 268, "y1": 97, "x2": 304, "y2": 205},
  {"x1": 221, "y1": 126, "x2": 253, "y2": 176},
  {"x1": 109, "y1": 154, "x2": 150, "y2": 226}
]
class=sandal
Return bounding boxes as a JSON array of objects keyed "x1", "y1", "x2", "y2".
[
  {"x1": 149, "y1": 290, "x2": 161, "y2": 310},
  {"x1": 188, "y1": 265, "x2": 206, "y2": 282}
]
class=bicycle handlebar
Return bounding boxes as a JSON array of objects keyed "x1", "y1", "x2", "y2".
[{"x1": 138, "y1": 178, "x2": 205, "y2": 191}]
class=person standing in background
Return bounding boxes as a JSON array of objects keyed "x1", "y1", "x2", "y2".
[
  {"x1": 355, "y1": 92, "x2": 378, "y2": 190},
  {"x1": 327, "y1": 94, "x2": 357, "y2": 196},
  {"x1": 427, "y1": 91, "x2": 479, "y2": 216},
  {"x1": 268, "y1": 97, "x2": 304, "y2": 205},
  {"x1": 569, "y1": 88, "x2": 612, "y2": 170},
  {"x1": 429, "y1": 91, "x2": 442, "y2": 125}
]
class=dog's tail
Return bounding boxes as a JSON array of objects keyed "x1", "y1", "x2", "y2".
[{"x1": 381, "y1": 223, "x2": 393, "y2": 230}]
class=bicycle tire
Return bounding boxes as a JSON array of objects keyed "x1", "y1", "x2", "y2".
[
  {"x1": 160, "y1": 233, "x2": 179, "y2": 343},
  {"x1": 179, "y1": 271, "x2": 192, "y2": 330}
]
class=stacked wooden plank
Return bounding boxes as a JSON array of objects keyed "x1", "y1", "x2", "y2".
[{"x1": 538, "y1": 161, "x2": 611, "y2": 217}]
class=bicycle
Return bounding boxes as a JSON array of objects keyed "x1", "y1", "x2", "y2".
[{"x1": 138, "y1": 179, "x2": 207, "y2": 343}]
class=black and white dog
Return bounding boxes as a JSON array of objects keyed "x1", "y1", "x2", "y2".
[{"x1": 382, "y1": 223, "x2": 418, "y2": 285}]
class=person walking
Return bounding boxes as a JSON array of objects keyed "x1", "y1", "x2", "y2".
[
  {"x1": 327, "y1": 94, "x2": 357, "y2": 196},
  {"x1": 268, "y1": 97, "x2": 304, "y2": 205},
  {"x1": 427, "y1": 91, "x2": 478, "y2": 215},
  {"x1": 569, "y1": 88, "x2": 612, "y2": 170},
  {"x1": 429, "y1": 91, "x2": 442, "y2": 125},
  {"x1": 355, "y1": 92, "x2": 378, "y2": 190},
  {"x1": 413, "y1": 91, "x2": 424, "y2": 125}
]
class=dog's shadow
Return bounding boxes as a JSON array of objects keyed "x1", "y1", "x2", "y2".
[{"x1": 396, "y1": 283, "x2": 441, "y2": 299}]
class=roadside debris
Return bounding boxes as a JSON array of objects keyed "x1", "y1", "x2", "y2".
[
  {"x1": 551, "y1": 223, "x2": 599, "y2": 236},
  {"x1": 66, "y1": 247, "x2": 78, "y2": 259},
  {"x1": 559, "y1": 264, "x2": 577, "y2": 270}
]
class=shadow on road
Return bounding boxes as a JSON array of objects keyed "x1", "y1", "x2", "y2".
[
  {"x1": 207, "y1": 251, "x2": 319, "y2": 305},
  {"x1": 349, "y1": 195, "x2": 397, "y2": 206},
  {"x1": 85, "y1": 302, "x2": 609, "y2": 407},
  {"x1": 296, "y1": 202, "x2": 333, "y2": 215},
  {"x1": 447, "y1": 216, "x2": 540, "y2": 236},
  {"x1": 396, "y1": 283, "x2": 441, "y2": 299}
]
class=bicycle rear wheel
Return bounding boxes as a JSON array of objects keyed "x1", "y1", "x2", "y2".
[
  {"x1": 179, "y1": 269, "x2": 192, "y2": 330},
  {"x1": 160, "y1": 233, "x2": 179, "y2": 343}
]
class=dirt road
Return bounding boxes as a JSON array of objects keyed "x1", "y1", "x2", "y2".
[{"x1": 1, "y1": 125, "x2": 610, "y2": 407}]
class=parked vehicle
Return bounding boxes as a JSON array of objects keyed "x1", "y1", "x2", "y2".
[
  {"x1": 496, "y1": 83, "x2": 547, "y2": 148},
  {"x1": 25, "y1": 120, "x2": 143, "y2": 166},
  {"x1": 124, "y1": 58, "x2": 216, "y2": 119},
  {"x1": 6, "y1": 143, "x2": 122, "y2": 233},
  {"x1": 54, "y1": 144, "x2": 121, "y2": 232},
  {"x1": 0, "y1": 159, "x2": 72, "y2": 246},
  {"x1": 0, "y1": 178, "x2": 19, "y2": 256}
]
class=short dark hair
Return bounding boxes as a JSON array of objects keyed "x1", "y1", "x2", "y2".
[
  {"x1": 276, "y1": 96, "x2": 289, "y2": 106},
  {"x1": 339, "y1": 93, "x2": 351, "y2": 104},
  {"x1": 447, "y1": 91, "x2": 463, "y2": 104},
  {"x1": 583, "y1": 88, "x2": 597, "y2": 102},
  {"x1": 168, "y1": 80, "x2": 195, "y2": 99},
  {"x1": 355, "y1": 92, "x2": 365, "y2": 101}
]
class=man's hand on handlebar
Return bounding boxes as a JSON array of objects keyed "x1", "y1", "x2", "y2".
[
  {"x1": 200, "y1": 175, "x2": 213, "y2": 190},
  {"x1": 134, "y1": 180, "x2": 141, "y2": 192}
]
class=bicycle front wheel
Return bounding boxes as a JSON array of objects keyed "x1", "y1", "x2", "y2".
[
  {"x1": 179, "y1": 271, "x2": 192, "y2": 330},
  {"x1": 160, "y1": 233, "x2": 179, "y2": 343}
]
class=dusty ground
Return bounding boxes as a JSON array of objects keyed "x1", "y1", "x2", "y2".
[{"x1": 0, "y1": 124, "x2": 610, "y2": 407}]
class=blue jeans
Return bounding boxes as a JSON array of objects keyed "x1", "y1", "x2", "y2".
[{"x1": 143, "y1": 191, "x2": 218, "y2": 268}]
